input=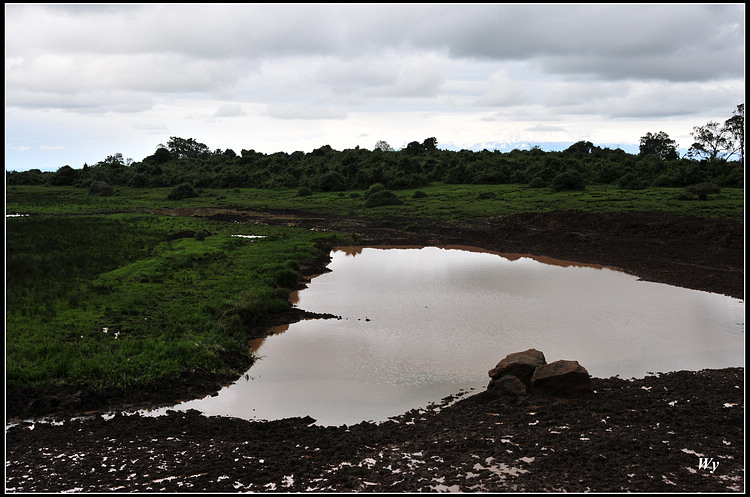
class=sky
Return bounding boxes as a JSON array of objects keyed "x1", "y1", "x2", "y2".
[{"x1": 4, "y1": 3, "x2": 745, "y2": 172}]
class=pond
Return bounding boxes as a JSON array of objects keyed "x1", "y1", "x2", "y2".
[{"x1": 157, "y1": 246, "x2": 744, "y2": 426}]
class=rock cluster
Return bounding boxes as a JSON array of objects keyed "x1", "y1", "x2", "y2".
[{"x1": 488, "y1": 348, "x2": 593, "y2": 397}]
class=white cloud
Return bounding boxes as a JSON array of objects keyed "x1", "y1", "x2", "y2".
[
  {"x1": 264, "y1": 103, "x2": 347, "y2": 121},
  {"x1": 527, "y1": 124, "x2": 566, "y2": 133},
  {"x1": 476, "y1": 69, "x2": 533, "y2": 107},
  {"x1": 544, "y1": 79, "x2": 744, "y2": 119},
  {"x1": 212, "y1": 104, "x2": 245, "y2": 118},
  {"x1": 3, "y1": 3, "x2": 744, "y2": 171}
]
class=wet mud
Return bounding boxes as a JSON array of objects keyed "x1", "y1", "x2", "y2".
[{"x1": 5, "y1": 210, "x2": 745, "y2": 492}]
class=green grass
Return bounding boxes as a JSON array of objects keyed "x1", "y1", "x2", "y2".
[
  {"x1": 7, "y1": 183, "x2": 743, "y2": 221},
  {"x1": 366, "y1": 184, "x2": 744, "y2": 222},
  {"x1": 6, "y1": 212, "x2": 342, "y2": 391},
  {"x1": 5, "y1": 183, "x2": 743, "y2": 394}
]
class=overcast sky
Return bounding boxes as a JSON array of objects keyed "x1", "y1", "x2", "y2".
[{"x1": 5, "y1": 3, "x2": 745, "y2": 172}]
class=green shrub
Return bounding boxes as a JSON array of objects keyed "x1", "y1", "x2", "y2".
[
  {"x1": 364, "y1": 189, "x2": 403, "y2": 208},
  {"x1": 528, "y1": 177, "x2": 546, "y2": 188},
  {"x1": 271, "y1": 268, "x2": 301, "y2": 289},
  {"x1": 685, "y1": 182, "x2": 721, "y2": 201},
  {"x1": 315, "y1": 171, "x2": 347, "y2": 192},
  {"x1": 167, "y1": 182, "x2": 199, "y2": 200},
  {"x1": 617, "y1": 173, "x2": 647, "y2": 190},
  {"x1": 296, "y1": 186, "x2": 313, "y2": 197},
  {"x1": 412, "y1": 190, "x2": 428, "y2": 198},
  {"x1": 88, "y1": 180, "x2": 114, "y2": 196},
  {"x1": 129, "y1": 173, "x2": 150, "y2": 188},
  {"x1": 550, "y1": 170, "x2": 586, "y2": 192},
  {"x1": 364, "y1": 183, "x2": 387, "y2": 199},
  {"x1": 676, "y1": 191, "x2": 698, "y2": 201}
]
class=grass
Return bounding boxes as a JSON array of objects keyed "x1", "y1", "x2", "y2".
[
  {"x1": 6, "y1": 212, "x2": 342, "y2": 391},
  {"x1": 7, "y1": 183, "x2": 744, "y2": 221},
  {"x1": 5, "y1": 183, "x2": 743, "y2": 395},
  {"x1": 359, "y1": 184, "x2": 744, "y2": 222}
]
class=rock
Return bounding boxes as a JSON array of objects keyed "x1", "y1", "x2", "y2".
[
  {"x1": 531, "y1": 360, "x2": 594, "y2": 396},
  {"x1": 488, "y1": 375, "x2": 528, "y2": 396},
  {"x1": 488, "y1": 349, "x2": 547, "y2": 387}
]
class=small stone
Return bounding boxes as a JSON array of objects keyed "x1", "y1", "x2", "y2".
[{"x1": 489, "y1": 375, "x2": 528, "y2": 396}]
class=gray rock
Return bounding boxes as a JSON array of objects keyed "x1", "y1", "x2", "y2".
[
  {"x1": 488, "y1": 375, "x2": 528, "y2": 396},
  {"x1": 488, "y1": 349, "x2": 547, "y2": 387},
  {"x1": 531, "y1": 360, "x2": 594, "y2": 396}
]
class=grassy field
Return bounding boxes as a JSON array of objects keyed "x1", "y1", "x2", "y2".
[
  {"x1": 5, "y1": 183, "x2": 743, "y2": 395},
  {"x1": 7, "y1": 183, "x2": 744, "y2": 220},
  {"x1": 6, "y1": 210, "x2": 343, "y2": 391}
]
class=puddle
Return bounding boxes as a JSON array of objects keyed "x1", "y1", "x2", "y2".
[
  {"x1": 231, "y1": 234, "x2": 265, "y2": 240},
  {"x1": 157, "y1": 246, "x2": 744, "y2": 426}
]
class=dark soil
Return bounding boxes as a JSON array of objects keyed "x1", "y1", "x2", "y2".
[{"x1": 5, "y1": 210, "x2": 745, "y2": 492}]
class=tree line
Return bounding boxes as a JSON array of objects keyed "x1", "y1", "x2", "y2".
[{"x1": 7, "y1": 104, "x2": 743, "y2": 192}]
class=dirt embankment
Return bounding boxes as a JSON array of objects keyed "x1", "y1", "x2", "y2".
[
  {"x1": 5, "y1": 210, "x2": 745, "y2": 493},
  {"x1": 297, "y1": 209, "x2": 743, "y2": 300}
]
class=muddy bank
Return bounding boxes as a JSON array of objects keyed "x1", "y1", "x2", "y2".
[
  {"x1": 6, "y1": 369, "x2": 744, "y2": 492},
  {"x1": 5, "y1": 209, "x2": 745, "y2": 492}
]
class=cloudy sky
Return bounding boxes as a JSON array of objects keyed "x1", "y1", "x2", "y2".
[{"x1": 5, "y1": 3, "x2": 745, "y2": 172}]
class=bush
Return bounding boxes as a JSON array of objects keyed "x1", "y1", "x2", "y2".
[
  {"x1": 528, "y1": 177, "x2": 546, "y2": 188},
  {"x1": 315, "y1": 171, "x2": 347, "y2": 192},
  {"x1": 412, "y1": 190, "x2": 428, "y2": 198},
  {"x1": 550, "y1": 170, "x2": 586, "y2": 192},
  {"x1": 167, "y1": 182, "x2": 199, "y2": 200},
  {"x1": 675, "y1": 191, "x2": 699, "y2": 201},
  {"x1": 129, "y1": 173, "x2": 150, "y2": 188},
  {"x1": 296, "y1": 186, "x2": 313, "y2": 197},
  {"x1": 685, "y1": 182, "x2": 721, "y2": 201},
  {"x1": 364, "y1": 189, "x2": 403, "y2": 208},
  {"x1": 88, "y1": 180, "x2": 113, "y2": 196},
  {"x1": 617, "y1": 172, "x2": 647, "y2": 190},
  {"x1": 363, "y1": 183, "x2": 387, "y2": 199}
]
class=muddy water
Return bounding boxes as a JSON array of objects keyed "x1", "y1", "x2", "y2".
[{"x1": 163, "y1": 246, "x2": 744, "y2": 426}]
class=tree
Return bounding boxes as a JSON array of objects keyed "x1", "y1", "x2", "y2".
[
  {"x1": 404, "y1": 141, "x2": 425, "y2": 155},
  {"x1": 422, "y1": 137, "x2": 438, "y2": 151},
  {"x1": 688, "y1": 104, "x2": 744, "y2": 162},
  {"x1": 374, "y1": 140, "x2": 394, "y2": 152},
  {"x1": 50, "y1": 165, "x2": 77, "y2": 185},
  {"x1": 151, "y1": 147, "x2": 173, "y2": 164},
  {"x1": 160, "y1": 137, "x2": 210, "y2": 159},
  {"x1": 563, "y1": 141, "x2": 594, "y2": 157},
  {"x1": 98, "y1": 153, "x2": 125, "y2": 168},
  {"x1": 724, "y1": 104, "x2": 744, "y2": 161},
  {"x1": 688, "y1": 121, "x2": 730, "y2": 161},
  {"x1": 639, "y1": 131, "x2": 679, "y2": 161}
]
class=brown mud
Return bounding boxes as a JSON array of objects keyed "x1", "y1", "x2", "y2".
[{"x1": 5, "y1": 209, "x2": 745, "y2": 492}]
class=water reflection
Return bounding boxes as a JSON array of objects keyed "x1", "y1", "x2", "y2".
[{"x1": 166, "y1": 246, "x2": 744, "y2": 426}]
